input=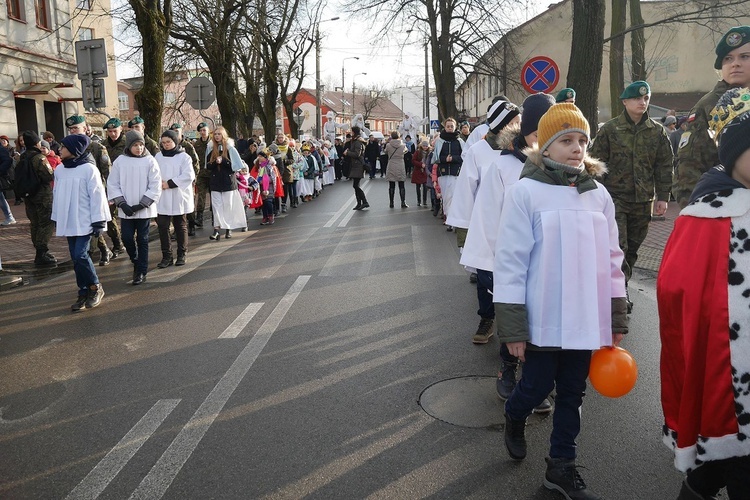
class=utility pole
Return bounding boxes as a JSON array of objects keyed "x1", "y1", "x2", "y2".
[
  {"x1": 315, "y1": 17, "x2": 340, "y2": 139},
  {"x1": 424, "y1": 38, "x2": 430, "y2": 136}
]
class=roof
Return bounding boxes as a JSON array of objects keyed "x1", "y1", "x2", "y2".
[{"x1": 304, "y1": 88, "x2": 403, "y2": 120}]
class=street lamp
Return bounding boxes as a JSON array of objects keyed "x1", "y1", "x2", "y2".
[
  {"x1": 315, "y1": 16, "x2": 340, "y2": 139},
  {"x1": 406, "y1": 29, "x2": 431, "y2": 135},
  {"x1": 352, "y1": 72, "x2": 367, "y2": 118},
  {"x1": 341, "y1": 56, "x2": 359, "y2": 119}
]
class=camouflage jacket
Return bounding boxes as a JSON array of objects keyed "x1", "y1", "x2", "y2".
[
  {"x1": 22, "y1": 149, "x2": 54, "y2": 202},
  {"x1": 144, "y1": 134, "x2": 160, "y2": 157},
  {"x1": 193, "y1": 137, "x2": 210, "y2": 177},
  {"x1": 104, "y1": 133, "x2": 128, "y2": 163},
  {"x1": 590, "y1": 111, "x2": 673, "y2": 203},
  {"x1": 87, "y1": 140, "x2": 111, "y2": 182},
  {"x1": 674, "y1": 80, "x2": 735, "y2": 208},
  {"x1": 181, "y1": 140, "x2": 200, "y2": 176}
]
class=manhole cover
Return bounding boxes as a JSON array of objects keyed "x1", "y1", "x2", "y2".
[{"x1": 419, "y1": 376, "x2": 551, "y2": 429}]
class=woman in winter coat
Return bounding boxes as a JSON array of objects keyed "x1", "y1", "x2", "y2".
[
  {"x1": 384, "y1": 131, "x2": 409, "y2": 208},
  {"x1": 411, "y1": 140, "x2": 430, "y2": 207},
  {"x1": 343, "y1": 125, "x2": 369, "y2": 210},
  {"x1": 205, "y1": 126, "x2": 246, "y2": 240},
  {"x1": 154, "y1": 130, "x2": 195, "y2": 268},
  {"x1": 432, "y1": 117, "x2": 465, "y2": 229}
]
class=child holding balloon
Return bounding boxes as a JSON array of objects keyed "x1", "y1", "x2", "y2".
[
  {"x1": 492, "y1": 103, "x2": 628, "y2": 499},
  {"x1": 657, "y1": 88, "x2": 750, "y2": 499}
]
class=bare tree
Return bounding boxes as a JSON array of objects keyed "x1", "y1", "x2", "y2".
[
  {"x1": 629, "y1": 0, "x2": 645, "y2": 81},
  {"x1": 360, "y1": 87, "x2": 392, "y2": 123},
  {"x1": 567, "y1": 0, "x2": 605, "y2": 136}
]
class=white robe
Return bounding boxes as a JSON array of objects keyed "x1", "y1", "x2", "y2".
[
  {"x1": 460, "y1": 151, "x2": 524, "y2": 273},
  {"x1": 52, "y1": 162, "x2": 111, "y2": 236},
  {"x1": 108, "y1": 154, "x2": 162, "y2": 219},
  {"x1": 493, "y1": 178, "x2": 626, "y2": 350},
  {"x1": 155, "y1": 151, "x2": 196, "y2": 216},
  {"x1": 445, "y1": 140, "x2": 495, "y2": 229},
  {"x1": 463, "y1": 123, "x2": 489, "y2": 157}
]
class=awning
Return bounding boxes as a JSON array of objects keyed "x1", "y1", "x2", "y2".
[
  {"x1": 52, "y1": 86, "x2": 83, "y2": 102},
  {"x1": 13, "y1": 82, "x2": 81, "y2": 101}
]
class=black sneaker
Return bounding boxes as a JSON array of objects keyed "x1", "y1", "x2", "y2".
[
  {"x1": 544, "y1": 457, "x2": 600, "y2": 499},
  {"x1": 504, "y1": 413, "x2": 527, "y2": 460},
  {"x1": 84, "y1": 284, "x2": 104, "y2": 309},
  {"x1": 361, "y1": 202, "x2": 370, "y2": 209},
  {"x1": 175, "y1": 254, "x2": 186, "y2": 266},
  {"x1": 71, "y1": 294, "x2": 87, "y2": 312},
  {"x1": 472, "y1": 318, "x2": 494, "y2": 344},
  {"x1": 111, "y1": 246, "x2": 126, "y2": 259},
  {"x1": 157, "y1": 257, "x2": 174, "y2": 268},
  {"x1": 469, "y1": 272, "x2": 478, "y2": 284},
  {"x1": 533, "y1": 397, "x2": 554, "y2": 414},
  {"x1": 99, "y1": 248, "x2": 113, "y2": 266},
  {"x1": 496, "y1": 363, "x2": 518, "y2": 400},
  {"x1": 133, "y1": 273, "x2": 146, "y2": 285}
]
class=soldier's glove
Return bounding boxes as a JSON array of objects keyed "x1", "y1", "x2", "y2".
[
  {"x1": 119, "y1": 203, "x2": 134, "y2": 216},
  {"x1": 91, "y1": 221, "x2": 106, "y2": 237}
]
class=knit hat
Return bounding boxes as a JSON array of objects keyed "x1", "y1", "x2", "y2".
[
  {"x1": 65, "y1": 115, "x2": 85, "y2": 127},
  {"x1": 520, "y1": 93, "x2": 556, "y2": 137},
  {"x1": 714, "y1": 26, "x2": 750, "y2": 69},
  {"x1": 487, "y1": 100, "x2": 520, "y2": 134},
  {"x1": 22, "y1": 130, "x2": 40, "y2": 148},
  {"x1": 0, "y1": 135, "x2": 9, "y2": 142},
  {"x1": 161, "y1": 129, "x2": 179, "y2": 144},
  {"x1": 40, "y1": 140, "x2": 50, "y2": 150},
  {"x1": 60, "y1": 134, "x2": 91, "y2": 158},
  {"x1": 127, "y1": 116, "x2": 144, "y2": 128},
  {"x1": 104, "y1": 117, "x2": 122, "y2": 129},
  {"x1": 663, "y1": 115, "x2": 677, "y2": 127},
  {"x1": 718, "y1": 111, "x2": 750, "y2": 173},
  {"x1": 125, "y1": 130, "x2": 144, "y2": 151},
  {"x1": 555, "y1": 88, "x2": 576, "y2": 103},
  {"x1": 620, "y1": 81, "x2": 650, "y2": 99},
  {"x1": 537, "y1": 103, "x2": 591, "y2": 153}
]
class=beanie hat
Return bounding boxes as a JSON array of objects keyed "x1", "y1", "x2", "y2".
[
  {"x1": 555, "y1": 88, "x2": 576, "y2": 103},
  {"x1": 520, "y1": 93, "x2": 556, "y2": 137},
  {"x1": 125, "y1": 130, "x2": 145, "y2": 151},
  {"x1": 663, "y1": 115, "x2": 677, "y2": 127},
  {"x1": 714, "y1": 26, "x2": 750, "y2": 70},
  {"x1": 487, "y1": 100, "x2": 520, "y2": 134},
  {"x1": 161, "y1": 129, "x2": 179, "y2": 144},
  {"x1": 61, "y1": 134, "x2": 91, "y2": 158},
  {"x1": 40, "y1": 140, "x2": 50, "y2": 150},
  {"x1": 22, "y1": 130, "x2": 40, "y2": 148},
  {"x1": 537, "y1": 103, "x2": 591, "y2": 153},
  {"x1": 620, "y1": 81, "x2": 650, "y2": 99},
  {"x1": 104, "y1": 117, "x2": 122, "y2": 129}
]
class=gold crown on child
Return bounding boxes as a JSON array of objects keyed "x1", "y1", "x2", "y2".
[{"x1": 709, "y1": 87, "x2": 750, "y2": 137}]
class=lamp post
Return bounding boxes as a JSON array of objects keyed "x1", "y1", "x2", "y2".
[
  {"x1": 424, "y1": 37, "x2": 430, "y2": 136},
  {"x1": 341, "y1": 56, "x2": 359, "y2": 119},
  {"x1": 351, "y1": 72, "x2": 367, "y2": 119},
  {"x1": 315, "y1": 16, "x2": 340, "y2": 139}
]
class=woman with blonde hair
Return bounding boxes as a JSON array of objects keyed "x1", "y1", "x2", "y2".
[{"x1": 205, "y1": 127, "x2": 246, "y2": 239}]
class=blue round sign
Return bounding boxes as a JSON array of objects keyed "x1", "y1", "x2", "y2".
[{"x1": 521, "y1": 56, "x2": 560, "y2": 94}]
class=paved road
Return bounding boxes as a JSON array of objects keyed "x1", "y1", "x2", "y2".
[{"x1": 1, "y1": 179, "x2": 684, "y2": 499}]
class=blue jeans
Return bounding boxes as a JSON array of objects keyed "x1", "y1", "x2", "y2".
[
  {"x1": 67, "y1": 236, "x2": 99, "y2": 294},
  {"x1": 476, "y1": 269, "x2": 494, "y2": 319},
  {"x1": 505, "y1": 349, "x2": 592, "y2": 459},
  {"x1": 120, "y1": 218, "x2": 150, "y2": 274},
  {"x1": 0, "y1": 189, "x2": 13, "y2": 220}
]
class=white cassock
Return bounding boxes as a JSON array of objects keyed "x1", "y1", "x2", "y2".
[
  {"x1": 52, "y1": 161, "x2": 111, "y2": 236},
  {"x1": 155, "y1": 151, "x2": 196, "y2": 215}
]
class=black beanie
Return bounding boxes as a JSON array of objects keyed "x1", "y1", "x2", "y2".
[
  {"x1": 520, "y1": 93, "x2": 556, "y2": 137},
  {"x1": 161, "y1": 129, "x2": 180, "y2": 145},
  {"x1": 22, "y1": 130, "x2": 40, "y2": 148},
  {"x1": 61, "y1": 134, "x2": 91, "y2": 158},
  {"x1": 718, "y1": 112, "x2": 750, "y2": 173}
]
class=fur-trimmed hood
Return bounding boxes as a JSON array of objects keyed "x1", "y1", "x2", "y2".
[
  {"x1": 519, "y1": 146, "x2": 607, "y2": 194},
  {"x1": 522, "y1": 146, "x2": 607, "y2": 177},
  {"x1": 485, "y1": 122, "x2": 521, "y2": 151}
]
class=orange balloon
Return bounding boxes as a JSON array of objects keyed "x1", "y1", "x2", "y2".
[{"x1": 589, "y1": 346, "x2": 638, "y2": 398}]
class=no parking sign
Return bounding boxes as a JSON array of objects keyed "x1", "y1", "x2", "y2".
[{"x1": 521, "y1": 56, "x2": 560, "y2": 94}]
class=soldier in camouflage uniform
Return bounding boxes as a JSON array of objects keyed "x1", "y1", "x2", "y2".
[
  {"x1": 590, "y1": 81, "x2": 673, "y2": 311},
  {"x1": 674, "y1": 26, "x2": 750, "y2": 208},
  {"x1": 16, "y1": 131, "x2": 56, "y2": 265},
  {"x1": 170, "y1": 123, "x2": 200, "y2": 234},
  {"x1": 192, "y1": 122, "x2": 211, "y2": 227},
  {"x1": 66, "y1": 115, "x2": 120, "y2": 265},
  {"x1": 127, "y1": 116, "x2": 159, "y2": 156}
]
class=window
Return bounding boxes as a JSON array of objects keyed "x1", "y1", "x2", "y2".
[
  {"x1": 8, "y1": 0, "x2": 25, "y2": 21},
  {"x1": 118, "y1": 92, "x2": 129, "y2": 111},
  {"x1": 76, "y1": 0, "x2": 91, "y2": 9},
  {"x1": 79, "y1": 27, "x2": 93, "y2": 41},
  {"x1": 164, "y1": 91, "x2": 176, "y2": 104},
  {"x1": 36, "y1": 0, "x2": 51, "y2": 29}
]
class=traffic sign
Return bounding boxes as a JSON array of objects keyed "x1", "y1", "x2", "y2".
[
  {"x1": 521, "y1": 56, "x2": 560, "y2": 94},
  {"x1": 82, "y1": 79, "x2": 106, "y2": 109},
  {"x1": 75, "y1": 39, "x2": 108, "y2": 80},
  {"x1": 430, "y1": 120, "x2": 440, "y2": 130},
  {"x1": 185, "y1": 76, "x2": 216, "y2": 110}
]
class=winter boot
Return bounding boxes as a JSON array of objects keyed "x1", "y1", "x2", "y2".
[
  {"x1": 34, "y1": 249, "x2": 57, "y2": 266},
  {"x1": 157, "y1": 253, "x2": 174, "y2": 268},
  {"x1": 416, "y1": 187, "x2": 422, "y2": 206},
  {"x1": 472, "y1": 318, "x2": 494, "y2": 344},
  {"x1": 195, "y1": 211, "x2": 204, "y2": 228},
  {"x1": 99, "y1": 246, "x2": 112, "y2": 266},
  {"x1": 389, "y1": 187, "x2": 395, "y2": 208},
  {"x1": 399, "y1": 186, "x2": 408, "y2": 208},
  {"x1": 504, "y1": 413, "x2": 527, "y2": 460},
  {"x1": 543, "y1": 457, "x2": 601, "y2": 499},
  {"x1": 496, "y1": 361, "x2": 518, "y2": 400},
  {"x1": 175, "y1": 252, "x2": 186, "y2": 266}
]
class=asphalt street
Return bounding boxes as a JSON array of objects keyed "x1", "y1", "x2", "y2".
[{"x1": 1, "y1": 178, "x2": 685, "y2": 499}]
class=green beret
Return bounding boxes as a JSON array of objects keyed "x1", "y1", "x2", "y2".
[
  {"x1": 620, "y1": 81, "x2": 651, "y2": 99},
  {"x1": 128, "y1": 116, "x2": 144, "y2": 127},
  {"x1": 170, "y1": 123, "x2": 182, "y2": 130},
  {"x1": 555, "y1": 88, "x2": 576, "y2": 103},
  {"x1": 65, "y1": 115, "x2": 85, "y2": 127},
  {"x1": 197, "y1": 122, "x2": 208, "y2": 131},
  {"x1": 104, "y1": 117, "x2": 122, "y2": 129},
  {"x1": 715, "y1": 26, "x2": 750, "y2": 69}
]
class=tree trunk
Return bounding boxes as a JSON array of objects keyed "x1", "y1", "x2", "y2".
[
  {"x1": 609, "y1": 0, "x2": 626, "y2": 119},
  {"x1": 567, "y1": 0, "x2": 605, "y2": 138},
  {"x1": 629, "y1": 0, "x2": 646, "y2": 81}
]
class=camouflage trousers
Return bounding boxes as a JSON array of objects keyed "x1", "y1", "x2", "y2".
[
  {"x1": 613, "y1": 199, "x2": 652, "y2": 282},
  {"x1": 25, "y1": 196, "x2": 53, "y2": 252},
  {"x1": 196, "y1": 175, "x2": 210, "y2": 215},
  {"x1": 92, "y1": 203, "x2": 122, "y2": 251}
]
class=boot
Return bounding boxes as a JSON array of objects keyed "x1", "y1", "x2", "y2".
[
  {"x1": 84, "y1": 284, "x2": 104, "y2": 309},
  {"x1": 281, "y1": 203, "x2": 287, "y2": 213},
  {"x1": 34, "y1": 249, "x2": 57, "y2": 266},
  {"x1": 472, "y1": 318, "x2": 494, "y2": 344},
  {"x1": 504, "y1": 413, "x2": 527, "y2": 460},
  {"x1": 416, "y1": 187, "x2": 422, "y2": 206},
  {"x1": 361, "y1": 196, "x2": 370, "y2": 209},
  {"x1": 210, "y1": 229, "x2": 221, "y2": 240},
  {"x1": 99, "y1": 246, "x2": 112, "y2": 266},
  {"x1": 188, "y1": 220, "x2": 196, "y2": 236},
  {"x1": 225, "y1": 229, "x2": 232, "y2": 239},
  {"x1": 543, "y1": 457, "x2": 601, "y2": 499},
  {"x1": 157, "y1": 253, "x2": 174, "y2": 268},
  {"x1": 389, "y1": 187, "x2": 395, "y2": 208},
  {"x1": 195, "y1": 211, "x2": 204, "y2": 228},
  {"x1": 175, "y1": 252, "x2": 186, "y2": 266},
  {"x1": 399, "y1": 186, "x2": 408, "y2": 208},
  {"x1": 496, "y1": 361, "x2": 517, "y2": 400}
]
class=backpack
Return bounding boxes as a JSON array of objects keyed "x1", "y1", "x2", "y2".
[{"x1": 13, "y1": 154, "x2": 41, "y2": 199}]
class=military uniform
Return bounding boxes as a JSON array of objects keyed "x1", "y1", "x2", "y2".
[
  {"x1": 674, "y1": 80, "x2": 736, "y2": 208},
  {"x1": 144, "y1": 134, "x2": 160, "y2": 157},
  {"x1": 20, "y1": 148, "x2": 55, "y2": 262},
  {"x1": 86, "y1": 140, "x2": 123, "y2": 261},
  {"x1": 102, "y1": 131, "x2": 130, "y2": 258},
  {"x1": 590, "y1": 110, "x2": 673, "y2": 281},
  {"x1": 193, "y1": 136, "x2": 211, "y2": 225},
  {"x1": 104, "y1": 133, "x2": 127, "y2": 163}
]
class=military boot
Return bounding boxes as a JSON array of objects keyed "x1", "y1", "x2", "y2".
[
  {"x1": 544, "y1": 457, "x2": 601, "y2": 500},
  {"x1": 99, "y1": 246, "x2": 112, "y2": 266},
  {"x1": 195, "y1": 211, "x2": 204, "y2": 228},
  {"x1": 34, "y1": 249, "x2": 57, "y2": 266},
  {"x1": 504, "y1": 413, "x2": 527, "y2": 460}
]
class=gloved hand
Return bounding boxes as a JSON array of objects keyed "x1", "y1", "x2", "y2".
[
  {"x1": 91, "y1": 221, "x2": 106, "y2": 237},
  {"x1": 131, "y1": 203, "x2": 145, "y2": 213},
  {"x1": 119, "y1": 203, "x2": 134, "y2": 216}
]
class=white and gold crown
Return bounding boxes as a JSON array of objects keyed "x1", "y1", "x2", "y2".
[{"x1": 709, "y1": 87, "x2": 750, "y2": 137}]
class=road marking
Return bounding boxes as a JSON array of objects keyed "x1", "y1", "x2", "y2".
[
  {"x1": 148, "y1": 230, "x2": 257, "y2": 283},
  {"x1": 338, "y1": 181, "x2": 374, "y2": 228},
  {"x1": 129, "y1": 275, "x2": 311, "y2": 500},
  {"x1": 411, "y1": 225, "x2": 465, "y2": 276},
  {"x1": 323, "y1": 191, "x2": 358, "y2": 227},
  {"x1": 66, "y1": 399, "x2": 180, "y2": 500},
  {"x1": 217, "y1": 302, "x2": 264, "y2": 339},
  {"x1": 319, "y1": 227, "x2": 376, "y2": 276}
]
